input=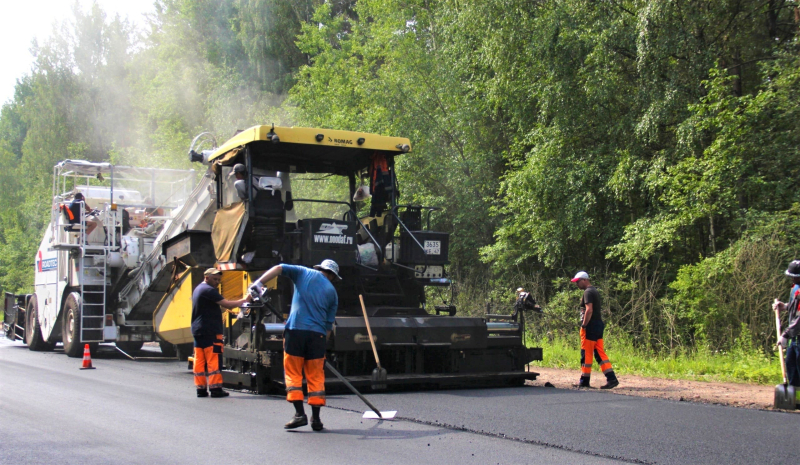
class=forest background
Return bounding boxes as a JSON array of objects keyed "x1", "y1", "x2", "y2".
[{"x1": 2, "y1": 0, "x2": 799, "y2": 383}]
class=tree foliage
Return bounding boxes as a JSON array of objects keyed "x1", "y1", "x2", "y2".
[{"x1": 1, "y1": 0, "x2": 799, "y2": 352}]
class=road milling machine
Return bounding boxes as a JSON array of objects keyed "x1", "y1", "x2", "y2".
[
  {"x1": 3, "y1": 125, "x2": 541, "y2": 391},
  {"x1": 3, "y1": 160, "x2": 198, "y2": 357}
]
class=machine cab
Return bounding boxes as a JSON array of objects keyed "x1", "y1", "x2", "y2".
[{"x1": 193, "y1": 125, "x2": 451, "y2": 316}]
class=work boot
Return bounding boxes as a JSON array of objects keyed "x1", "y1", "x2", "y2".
[
  {"x1": 196, "y1": 389, "x2": 209, "y2": 398},
  {"x1": 210, "y1": 388, "x2": 230, "y2": 398},
  {"x1": 573, "y1": 378, "x2": 591, "y2": 388},
  {"x1": 600, "y1": 379, "x2": 619, "y2": 390},
  {"x1": 311, "y1": 418, "x2": 324, "y2": 431},
  {"x1": 285, "y1": 414, "x2": 308, "y2": 429}
]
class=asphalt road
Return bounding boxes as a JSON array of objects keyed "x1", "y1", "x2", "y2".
[{"x1": 0, "y1": 337, "x2": 795, "y2": 465}]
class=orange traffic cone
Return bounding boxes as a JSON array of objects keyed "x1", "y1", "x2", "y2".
[{"x1": 80, "y1": 344, "x2": 95, "y2": 370}]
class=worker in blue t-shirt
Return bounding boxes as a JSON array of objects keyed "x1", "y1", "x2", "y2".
[{"x1": 250, "y1": 259, "x2": 340, "y2": 431}]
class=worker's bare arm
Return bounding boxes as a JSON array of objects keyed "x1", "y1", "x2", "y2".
[
  {"x1": 255, "y1": 265, "x2": 283, "y2": 285},
  {"x1": 218, "y1": 295, "x2": 251, "y2": 309}
]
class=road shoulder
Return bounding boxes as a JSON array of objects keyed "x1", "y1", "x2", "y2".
[{"x1": 528, "y1": 366, "x2": 793, "y2": 412}]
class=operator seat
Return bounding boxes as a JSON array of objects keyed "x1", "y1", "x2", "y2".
[{"x1": 251, "y1": 189, "x2": 285, "y2": 239}]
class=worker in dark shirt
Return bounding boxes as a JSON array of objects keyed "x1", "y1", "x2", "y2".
[
  {"x1": 191, "y1": 268, "x2": 251, "y2": 398},
  {"x1": 68, "y1": 193, "x2": 99, "y2": 236},
  {"x1": 571, "y1": 271, "x2": 618, "y2": 389},
  {"x1": 773, "y1": 260, "x2": 800, "y2": 387}
]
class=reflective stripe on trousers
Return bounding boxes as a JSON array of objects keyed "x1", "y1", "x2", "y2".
[
  {"x1": 194, "y1": 335, "x2": 224, "y2": 389},
  {"x1": 284, "y1": 353, "x2": 326, "y2": 406},
  {"x1": 580, "y1": 328, "x2": 616, "y2": 382}
]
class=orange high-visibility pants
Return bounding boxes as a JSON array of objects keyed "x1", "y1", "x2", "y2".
[
  {"x1": 284, "y1": 329, "x2": 327, "y2": 406},
  {"x1": 580, "y1": 328, "x2": 615, "y2": 383},
  {"x1": 194, "y1": 335, "x2": 224, "y2": 390}
]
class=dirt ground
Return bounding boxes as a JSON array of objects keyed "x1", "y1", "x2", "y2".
[{"x1": 526, "y1": 366, "x2": 797, "y2": 412}]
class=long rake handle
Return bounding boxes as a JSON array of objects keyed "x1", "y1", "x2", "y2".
[
  {"x1": 359, "y1": 295, "x2": 382, "y2": 369},
  {"x1": 324, "y1": 360, "x2": 382, "y2": 418},
  {"x1": 776, "y1": 303, "x2": 789, "y2": 384}
]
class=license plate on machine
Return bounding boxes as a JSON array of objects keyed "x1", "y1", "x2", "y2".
[{"x1": 424, "y1": 240, "x2": 441, "y2": 255}]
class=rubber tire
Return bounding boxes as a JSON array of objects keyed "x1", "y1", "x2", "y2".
[
  {"x1": 61, "y1": 292, "x2": 85, "y2": 358},
  {"x1": 116, "y1": 341, "x2": 144, "y2": 354},
  {"x1": 158, "y1": 340, "x2": 177, "y2": 357},
  {"x1": 25, "y1": 296, "x2": 54, "y2": 351}
]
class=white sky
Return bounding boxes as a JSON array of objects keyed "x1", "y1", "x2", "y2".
[{"x1": 0, "y1": 0, "x2": 155, "y2": 105}]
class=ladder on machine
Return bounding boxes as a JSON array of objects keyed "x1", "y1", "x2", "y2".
[{"x1": 77, "y1": 202, "x2": 112, "y2": 343}]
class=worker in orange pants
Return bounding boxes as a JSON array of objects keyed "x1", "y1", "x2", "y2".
[
  {"x1": 580, "y1": 329, "x2": 616, "y2": 386},
  {"x1": 252, "y1": 260, "x2": 340, "y2": 431},
  {"x1": 191, "y1": 268, "x2": 250, "y2": 398},
  {"x1": 194, "y1": 334, "x2": 224, "y2": 392},
  {"x1": 571, "y1": 271, "x2": 618, "y2": 389},
  {"x1": 284, "y1": 330, "x2": 327, "y2": 407}
]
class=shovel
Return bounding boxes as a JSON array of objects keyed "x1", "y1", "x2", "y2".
[
  {"x1": 324, "y1": 359, "x2": 396, "y2": 420},
  {"x1": 359, "y1": 295, "x2": 387, "y2": 390},
  {"x1": 774, "y1": 301, "x2": 796, "y2": 410}
]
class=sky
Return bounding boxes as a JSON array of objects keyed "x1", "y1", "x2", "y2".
[{"x1": 0, "y1": 0, "x2": 155, "y2": 105}]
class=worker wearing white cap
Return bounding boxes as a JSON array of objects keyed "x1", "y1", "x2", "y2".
[
  {"x1": 250, "y1": 259, "x2": 341, "y2": 431},
  {"x1": 571, "y1": 271, "x2": 618, "y2": 389}
]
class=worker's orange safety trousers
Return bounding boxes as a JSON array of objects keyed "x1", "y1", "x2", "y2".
[
  {"x1": 194, "y1": 334, "x2": 224, "y2": 390},
  {"x1": 284, "y1": 329, "x2": 327, "y2": 406},
  {"x1": 580, "y1": 328, "x2": 615, "y2": 384}
]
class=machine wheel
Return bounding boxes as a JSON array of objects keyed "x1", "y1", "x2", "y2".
[
  {"x1": 115, "y1": 341, "x2": 144, "y2": 354},
  {"x1": 158, "y1": 340, "x2": 177, "y2": 357},
  {"x1": 25, "y1": 296, "x2": 54, "y2": 351},
  {"x1": 61, "y1": 292, "x2": 88, "y2": 358},
  {"x1": 176, "y1": 343, "x2": 194, "y2": 362}
]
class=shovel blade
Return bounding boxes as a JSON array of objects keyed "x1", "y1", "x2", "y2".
[
  {"x1": 371, "y1": 367, "x2": 388, "y2": 390},
  {"x1": 774, "y1": 383, "x2": 796, "y2": 410},
  {"x1": 363, "y1": 410, "x2": 397, "y2": 420}
]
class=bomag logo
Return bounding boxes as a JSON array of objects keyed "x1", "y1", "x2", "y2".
[{"x1": 327, "y1": 137, "x2": 353, "y2": 145}]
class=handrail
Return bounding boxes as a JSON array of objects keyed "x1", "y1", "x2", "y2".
[
  {"x1": 388, "y1": 205, "x2": 430, "y2": 275},
  {"x1": 393, "y1": 204, "x2": 442, "y2": 230}
]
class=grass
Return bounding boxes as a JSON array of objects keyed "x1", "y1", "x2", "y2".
[{"x1": 529, "y1": 333, "x2": 782, "y2": 386}]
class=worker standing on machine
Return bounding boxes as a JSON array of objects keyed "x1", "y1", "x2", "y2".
[
  {"x1": 192, "y1": 268, "x2": 251, "y2": 398},
  {"x1": 513, "y1": 287, "x2": 539, "y2": 320},
  {"x1": 250, "y1": 259, "x2": 340, "y2": 431},
  {"x1": 571, "y1": 271, "x2": 619, "y2": 389},
  {"x1": 68, "y1": 192, "x2": 100, "y2": 237}
]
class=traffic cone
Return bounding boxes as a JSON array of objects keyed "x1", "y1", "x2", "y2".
[{"x1": 80, "y1": 344, "x2": 95, "y2": 370}]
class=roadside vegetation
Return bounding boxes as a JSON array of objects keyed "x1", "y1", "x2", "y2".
[{"x1": 1, "y1": 1, "x2": 799, "y2": 380}]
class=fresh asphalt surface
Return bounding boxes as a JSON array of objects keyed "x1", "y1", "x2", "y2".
[{"x1": 0, "y1": 337, "x2": 794, "y2": 465}]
